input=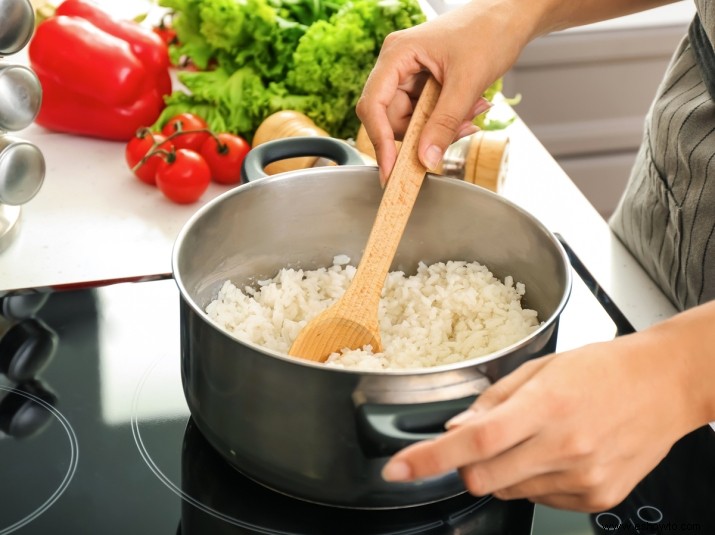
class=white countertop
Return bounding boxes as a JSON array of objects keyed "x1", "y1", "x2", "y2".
[
  {"x1": 1, "y1": 122, "x2": 235, "y2": 290},
  {"x1": 0, "y1": 114, "x2": 678, "y2": 330}
]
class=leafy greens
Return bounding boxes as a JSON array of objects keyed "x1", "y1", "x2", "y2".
[{"x1": 156, "y1": 0, "x2": 507, "y2": 141}]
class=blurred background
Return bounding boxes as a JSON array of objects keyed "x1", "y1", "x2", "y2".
[{"x1": 502, "y1": 2, "x2": 696, "y2": 219}]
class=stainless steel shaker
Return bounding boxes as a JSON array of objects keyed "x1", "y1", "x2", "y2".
[
  {"x1": 0, "y1": 0, "x2": 35, "y2": 56},
  {"x1": 0, "y1": 0, "x2": 45, "y2": 252},
  {"x1": 0, "y1": 63, "x2": 42, "y2": 132}
]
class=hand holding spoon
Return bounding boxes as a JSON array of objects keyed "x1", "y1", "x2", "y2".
[{"x1": 288, "y1": 75, "x2": 441, "y2": 362}]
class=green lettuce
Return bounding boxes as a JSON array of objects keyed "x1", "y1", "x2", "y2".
[
  {"x1": 156, "y1": 0, "x2": 511, "y2": 141},
  {"x1": 156, "y1": 0, "x2": 426, "y2": 140}
]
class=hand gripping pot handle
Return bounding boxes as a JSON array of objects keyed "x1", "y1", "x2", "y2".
[
  {"x1": 356, "y1": 396, "x2": 476, "y2": 457},
  {"x1": 240, "y1": 136, "x2": 365, "y2": 183}
]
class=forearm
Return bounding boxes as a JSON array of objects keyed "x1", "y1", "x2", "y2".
[
  {"x1": 452, "y1": 0, "x2": 680, "y2": 67},
  {"x1": 645, "y1": 299, "x2": 715, "y2": 429},
  {"x1": 520, "y1": 0, "x2": 680, "y2": 40}
]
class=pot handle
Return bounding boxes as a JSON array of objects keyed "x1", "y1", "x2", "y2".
[
  {"x1": 356, "y1": 396, "x2": 475, "y2": 457},
  {"x1": 241, "y1": 136, "x2": 365, "y2": 183}
]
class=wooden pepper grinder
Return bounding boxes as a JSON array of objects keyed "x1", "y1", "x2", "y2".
[
  {"x1": 356, "y1": 124, "x2": 509, "y2": 193},
  {"x1": 252, "y1": 110, "x2": 379, "y2": 174},
  {"x1": 439, "y1": 130, "x2": 510, "y2": 192},
  {"x1": 252, "y1": 110, "x2": 332, "y2": 175}
]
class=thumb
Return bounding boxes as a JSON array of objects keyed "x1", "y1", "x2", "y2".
[{"x1": 418, "y1": 79, "x2": 491, "y2": 170}]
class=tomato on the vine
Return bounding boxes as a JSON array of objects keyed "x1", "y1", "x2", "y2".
[
  {"x1": 161, "y1": 113, "x2": 210, "y2": 152},
  {"x1": 200, "y1": 133, "x2": 250, "y2": 185},
  {"x1": 125, "y1": 131, "x2": 172, "y2": 186},
  {"x1": 155, "y1": 148, "x2": 211, "y2": 204}
]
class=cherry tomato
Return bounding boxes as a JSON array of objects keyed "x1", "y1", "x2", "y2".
[
  {"x1": 161, "y1": 113, "x2": 210, "y2": 152},
  {"x1": 200, "y1": 133, "x2": 250, "y2": 185},
  {"x1": 155, "y1": 149, "x2": 211, "y2": 204},
  {"x1": 125, "y1": 131, "x2": 172, "y2": 186}
]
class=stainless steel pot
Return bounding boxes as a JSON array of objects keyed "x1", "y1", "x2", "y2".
[{"x1": 173, "y1": 137, "x2": 572, "y2": 509}]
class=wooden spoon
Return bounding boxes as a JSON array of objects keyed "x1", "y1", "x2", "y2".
[{"x1": 289, "y1": 75, "x2": 441, "y2": 362}]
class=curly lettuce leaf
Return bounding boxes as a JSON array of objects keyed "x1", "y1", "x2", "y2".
[
  {"x1": 158, "y1": 0, "x2": 517, "y2": 140},
  {"x1": 285, "y1": 0, "x2": 426, "y2": 137},
  {"x1": 159, "y1": 0, "x2": 215, "y2": 69},
  {"x1": 473, "y1": 79, "x2": 522, "y2": 130}
]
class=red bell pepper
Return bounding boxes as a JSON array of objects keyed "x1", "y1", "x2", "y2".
[
  {"x1": 28, "y1": 2, "x2": 171, "y2": 141},
  {"x1": 36, "y1": 74, "x2": 167, "y2": 142},
  {"x1": 54, "y1": 0, "x2": 170, "y2": 75}
]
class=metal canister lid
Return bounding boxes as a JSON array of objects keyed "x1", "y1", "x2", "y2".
[
  {"x1": 0, "y1": 0, "x2": 35, "y2": 56},
  {"x1": 0, "y1": 136, "x2": 45, "y2": 206},
  {"x1": 0, "y1": 64, "x2": 42, "y2": 131}
]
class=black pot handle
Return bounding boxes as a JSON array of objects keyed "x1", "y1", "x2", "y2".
[
  {"x1": 241, "y1": 136, "x2": 365, "y2": 183},
  {"x1": 356, "y1": 396, "x2": 475, "y2": 457}
]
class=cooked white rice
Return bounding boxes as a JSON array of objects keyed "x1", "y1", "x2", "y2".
[{"x1": 205, "y1": 255, "x2": 540, "y2": 371}]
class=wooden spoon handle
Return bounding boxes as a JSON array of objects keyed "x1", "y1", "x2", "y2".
[{"x1": 341, "y1": 75, "x2": 441, "y2": 311}]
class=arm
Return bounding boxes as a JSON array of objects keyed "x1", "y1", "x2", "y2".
[
  {"x1": 381, "y1": 299, "x2": 715, "y2": 511},
  {"x1": 356, "y1": 0, "x2": 680, "y2": 185},
  {"x1": 539, "y1": 0, "x2": 679, "y2": 34}
]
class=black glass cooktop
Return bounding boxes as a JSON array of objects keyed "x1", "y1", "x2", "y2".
[{"x1": 1, "y1": 242, "x2": 714, "y2": 534}]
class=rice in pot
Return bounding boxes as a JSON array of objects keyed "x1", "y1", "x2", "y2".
[{"x1": 205, "y1": 256, "x2": 540, "y2": 371}]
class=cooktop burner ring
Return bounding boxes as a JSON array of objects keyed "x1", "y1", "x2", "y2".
[
  {"x1": 130, "y1": 352, "x2": 514, "y2": 535},
  {"x1": 0, "y1": 384, "x2": 78, "y2": 535},
  {"x1": 130, "y1": 354, "x2": 256, "y2": 529}
]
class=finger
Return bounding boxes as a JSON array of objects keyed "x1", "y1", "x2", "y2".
[
  {"x1": 529, "y1": 491, "x2": 626, "y2": 514},
  {"x1": 441, "y1": 99, "x2": 492, "y2": 147},
  {"x1": 356, "y1": 70, "x2": 402, "y2": 185},
  {"x1": 476, "y1": 354, "x2": 554, "y2": 409},
  {"x1": 528, "y1": 493, "x2": 595, "y2": 512},
  {"x1": 491, "y1": 463, "x2": 640, "y2": 513},
  {"x1": 382, "y1": 401, "x2": 540, "y2": 483},
  {"x1": 490, "y1": 472, "x2": 579, "y2": 503},
  {"x1": 455, "y1": 121, "x2": 479, "y2": 141},
  {"x1": 478, "y1": 451, "x2": 635, "y2": 513},
  {"x1": 386, "y1": 74, "x2": 430, "y2": 135},
  {"x1": 470, "y1": 97, "x2": 493, "y2": 118},
  {"x1": 417, "y1": 77, "x2": 488, "y2": 170},
  {"x1": 446, "y1": 354, "x2": 554, "y2": 429},
  {"x1": 466, "y1": 463, "x2": 603, "y2": 512},
  {"x1": 457, "y1": 439, "x2": 563, "y2": 498}
]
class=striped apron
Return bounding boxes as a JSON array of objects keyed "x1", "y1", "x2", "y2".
[{"x1": 610, "y1": 0, "x2": 715, "y2": 311}]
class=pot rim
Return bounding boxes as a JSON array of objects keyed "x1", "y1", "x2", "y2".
[{"x1": 172, "y1": 165, "x2": 573, "y2": 377}]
